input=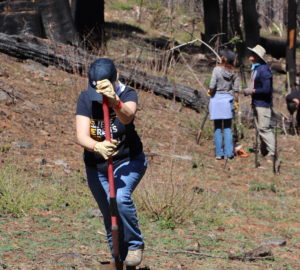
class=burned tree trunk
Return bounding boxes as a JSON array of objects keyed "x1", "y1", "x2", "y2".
[
  {"x1": 0, "y1": 33, "x2": 208, "y2": 112},
  {"x1": 229, "y1": 0, "x2": 245, "y2": 64},
  {"x1": 37, "y1": 0, "x2": 78, "y2": 45},
  {"x1": 242, "y1": 0, "x2": 260, "y2": 48},
  {"x1": 221, "y1": 0, "x2": 228, "y2": 44},
  {"x1": 0, "y1": 0, "x2": 78, "y2": 45},
  {"x1": 202, "y1": 0, "x2": 221, "y2": 47},
  {"x1": 0, "y1": 1, "x2": 45, "y2": 37},
  {"x1": 71, "y1": 0, "x2": 105, "y2": 49}
]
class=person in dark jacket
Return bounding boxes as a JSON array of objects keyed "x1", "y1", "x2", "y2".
[
  {"x1": 75, "y1": 58, "x2": 147, "y2": 267},
  {"x1": 243, "y1": 45, "x2": 275, "y2": 162},
  {"x1": 286, "y1": 90, "x2": 300, "y2": 127}
]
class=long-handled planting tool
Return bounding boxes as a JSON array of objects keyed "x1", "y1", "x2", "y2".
[
  {"x1": 196, "y1": 109, "x2": 209, "y2": 144},
  {"x1": 102, "y1": 96, "x2": 123, "y2": 270}
]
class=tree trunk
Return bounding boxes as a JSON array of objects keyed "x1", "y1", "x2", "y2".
[
  {"x1": 0, "y1": 1, "x2": 45, "y2": 37},
  {"x1": 221, "y1": 0, "x2": 228, "y2": 44},
  {"x1": 242, "y1": 0, "x2": 260, "y2": 48},
  {"x1": 37, "y1": 0, "x2": 78, "y2": 45},
  {"x1": 286, "y1": 0, "x2": 297, "y2": 92},
  {"x1": 0, "y1": 33, "x2": 208, "y2": 112},
  {"x1": 202, "y1": 0, "x2": 221, "y2": 47},
  {"x1": 72, "y1": 0, "x2": 105, "y2": 49},
  {"x1": 229, "y1": 0, "x2": 244, "y2": 63}
]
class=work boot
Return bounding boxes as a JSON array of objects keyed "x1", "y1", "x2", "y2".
[{"x1": 125, "y1": 249, "x2": 143, "y2": 267}]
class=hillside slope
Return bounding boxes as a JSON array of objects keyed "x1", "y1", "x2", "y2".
[{"x1": 1, "y1": 52, "x2": 300, "y2": 269}]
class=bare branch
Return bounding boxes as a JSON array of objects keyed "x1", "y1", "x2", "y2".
[{"x1": 169, "y1": 38, "x2": 222, "y2": 63}]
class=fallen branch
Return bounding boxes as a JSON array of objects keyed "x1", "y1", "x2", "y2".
[
  {"x1": 148, "y1": 245, "x2": 274, "y2": 262},
  {"x1": 147, "y1": 248, "x2": 227, "y2": 259},
  {"x1": 169, "y1": 38, "x2": 221, "y2": 63}
]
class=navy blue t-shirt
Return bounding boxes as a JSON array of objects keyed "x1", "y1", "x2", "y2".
[{"x1": 76, "y1": 85, "x2": 143, "y2": 170}]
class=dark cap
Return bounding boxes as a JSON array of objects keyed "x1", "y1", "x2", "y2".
[
  {"x1": 220, "y1": 49, "x2": 235, "y2": 64},
  {"x1": 87, "y1": 58, "x2": 117, "y2": 101}
]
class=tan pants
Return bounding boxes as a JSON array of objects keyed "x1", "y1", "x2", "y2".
[{"x1": 254, "y1": 107, "x2": 275, "y2": 156}]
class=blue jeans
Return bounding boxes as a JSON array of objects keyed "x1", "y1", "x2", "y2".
[
  {"x1": 214, "y1": 119, "x2": 234, "y2": 158},
  {"x1": 85, "y1": 152, "x2": 147, "y2": 261}
]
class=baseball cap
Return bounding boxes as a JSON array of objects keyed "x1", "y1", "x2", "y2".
[{"x1": 87, "y1": 58, "x2": 117, "y2": 101}]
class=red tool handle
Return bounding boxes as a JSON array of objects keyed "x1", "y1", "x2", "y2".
[
  {"x1": 102, "y1": 96, "x2": 117, "y2": 203},
  {"x1": 102, "y1": 96, "x2": 121, "y2": 268}
]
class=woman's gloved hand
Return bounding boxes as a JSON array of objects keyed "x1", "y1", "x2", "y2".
[
  {"x1": 234, "y1": 101, "x2": 239, "y2": 113},
  {"x1": 207, "y1": 89, "x2": 216, "y2": 97},
  {"x1": 93, "y1": 139, "x2": 118, "y2": 160},
  {"x1": 96, "y1": 79, "x2": 120, "y2": 106}
]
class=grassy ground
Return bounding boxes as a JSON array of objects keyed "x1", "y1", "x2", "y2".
[{"x1": 1, "y1": 55, "x2": 300, "y2": 269}]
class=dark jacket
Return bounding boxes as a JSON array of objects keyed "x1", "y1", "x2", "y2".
[
  {"x1": 286, "y1": 90, "x2": 300, "y2": 103},
  {"x1": 251, "y1": 64, "x2": 273, "y2": 108}
]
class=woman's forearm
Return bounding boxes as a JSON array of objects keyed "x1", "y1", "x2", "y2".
[
  {"x1": 76, "y1": 115, "x2": 97, "y2": 151},
  {"x1": 113, "y1": 101, "x2": 136, "y2": 124},
  {"x1": 77, "y1": 134, "x2": 97, "y2": 151}
]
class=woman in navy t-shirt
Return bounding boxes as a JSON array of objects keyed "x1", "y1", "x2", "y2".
[{"x1": 75, "y1": 58, "x2": 147, "y2": 267}]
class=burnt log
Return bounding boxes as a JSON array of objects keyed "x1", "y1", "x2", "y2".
[
  {"x1": 117, "y1": 64, "x2": 208, "y2": 112},
  {"x1": 260, "y1": 36, "x2": 300, "y2": 59},
  {"x1": 0, "y1": 33, "x2": 208, "y2": 112}
]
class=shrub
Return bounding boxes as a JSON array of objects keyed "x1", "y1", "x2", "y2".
[
  {"x1": 135, "y1": 159, "x2": 199, "y2": 228},
  {"x1": 0, "y1": 164, "x2": 36, "y2": 217},
  {"x1": 0, "y1": 163, "x2": 91, "y2": 217}
]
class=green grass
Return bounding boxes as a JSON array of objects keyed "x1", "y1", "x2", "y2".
[
  {"x1": 107, "y1": 0, "x2": 136, "y2": 11},
  {"x1": 0, "y1": 163, "x2": 92, "y2": 217},
  {"x1": 1, "y1": 150, "x2": 300, "y2": 268}
]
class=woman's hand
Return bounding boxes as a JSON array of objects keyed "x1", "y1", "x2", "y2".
[
  {"x1": 96, "y1": 79, "x2": 119, "y2": 107},
  {"x1": 93, "y1": 140, "x2": 118, "y2": 160},
  {"x1": 95, "y1": 79, "x2": 137, "y2": 124},
  {"x1": 243, "y1": 88, "x2": 254, "y2": 96}
]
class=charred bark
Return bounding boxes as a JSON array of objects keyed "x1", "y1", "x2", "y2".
[
  {"x1": 230, "y1": 0, "x2": 245, "y2": 65},
  {"x1": 37, "y1": 0, "x2": 78, "y2": 45},
  {"x1": 0, "y1": 1, "x2": 44, "y2": 37},
  {"x1": 0, "y1": 0, "x2": 79, "y2": 45},
  {"x1": 202, "y1": 0, "x2": 221, "y2": 47},
  {"x1": 221, "y1": 0, "x2": 228, "y2": 44},
  {"x1": 71, "y1": 0, "x2": 105, "y2": 49},
  {"x1": 242, "y1": 0, "x2": 260, "y2": 47},
  {"x1": 0, "y1": 33, "x2": 208, "y2": 112},
  {"x1": 260, "y1": 36, "x2": 300, "y2": 59}
]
